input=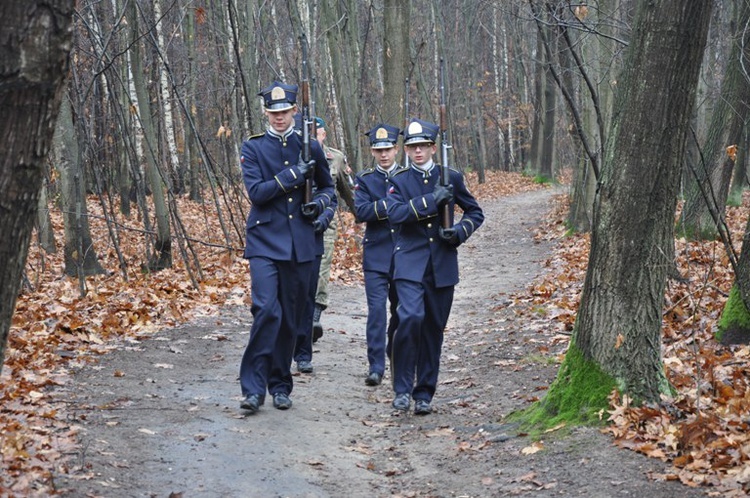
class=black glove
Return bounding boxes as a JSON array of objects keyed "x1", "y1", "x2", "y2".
[
  {"x1": 312, "y1": 219, "x2": 325, "y2": 234},
  {"x1": 433, "y1": 184, "x2": 454, "y2": 206},
  {"x1": 297, "y1": 157, "x2": 315, "y2": 178},
  {"x1": 439, "y1": 226, "x2": 459, "y2": 246},
  {"x1": 302, "y1": 201, "x2": 321, "y2": 219}
]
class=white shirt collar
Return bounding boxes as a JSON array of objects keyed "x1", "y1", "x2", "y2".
[
  {"x1": 267, "y1": 125, "x2": 295, "y2": 140},
  {"x1": 376, "y1": 162, "x2": 398, "y2": 176},
  {"x1": 411, "y1": 159, "x2": 435, "y2": 177}
]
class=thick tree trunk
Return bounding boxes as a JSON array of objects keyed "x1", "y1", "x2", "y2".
[
  {"x1": 573, "y1": 0, "x2": 712, "y2": 404},
  {"x1": 523, "y1": 0, "x2": 714, "y2": 427},
  {"x1": 0, "y1": 1, "x2": 75, "y2": 374}
]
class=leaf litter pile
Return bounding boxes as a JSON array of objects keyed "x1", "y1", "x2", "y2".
[{"x1": 1, "y1": 169, "x2": 748, "y2": 495}]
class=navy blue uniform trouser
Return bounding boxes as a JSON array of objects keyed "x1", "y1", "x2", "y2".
[
  {"x1": 240, "y1": 257, "x2": 313, "y2": 398},
  {"x1": 293, "y1": 255, "x2": 323, "y2": 363},
  {"x1": 364, "y1": 269, "x2": 399, "y2": 375},
  {"x1": 392, "y1": 266, "x2": 454, "y2": 402}
]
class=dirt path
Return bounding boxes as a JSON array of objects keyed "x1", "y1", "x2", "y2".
[{"x1": 54, "y1": 188, "x2": 706, "y2": 497}]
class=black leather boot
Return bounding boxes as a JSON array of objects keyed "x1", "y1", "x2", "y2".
[{"x1": 312, "y1": 304, "x2": 325, "y2": 342}]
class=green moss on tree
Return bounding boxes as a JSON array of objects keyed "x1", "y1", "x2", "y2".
[
  {"x1": 717, "y1": 285, "x2": 750, "y2": 344},
  {"x1": 674, "y1": 220, "x2": 718, "y2": 241},
  {"x1": 508, "y1": 343, "x2": 616, "y2": 435}
]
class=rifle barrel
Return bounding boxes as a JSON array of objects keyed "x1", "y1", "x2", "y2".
[
  {"x1": 404, "y1": 78, "x2": 410, "y2": 168},
  {"x1": 300, "y1": 34, "x2": 313, "y2": 203},
  {"x1": 439, "y1": 59, "x2": 450, "y2": 229}
]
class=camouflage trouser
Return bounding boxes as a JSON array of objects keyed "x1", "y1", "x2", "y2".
[{"x1": 315, "y1": 215, "x2": 338, "y2": 308}]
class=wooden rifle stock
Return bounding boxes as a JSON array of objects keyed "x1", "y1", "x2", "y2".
[
  {"x1": 439, "y1": 59, "x2": 451, "y2": 229},
  {"x1": 300, "y1": 34, "x2": 313, "y2": 203}
]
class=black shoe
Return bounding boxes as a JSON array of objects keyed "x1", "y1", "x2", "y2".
[
  {"x1": 414, "y1": 399, "x2": 432, "y2": 415},
  {"x1": 312, "y1": 304, "x2": 324, "y2": 343},
  {"x1": 392, "y1": 393, "x2": 410, "y2": 411},
  {"x1": 240, "y1": 394, "x2": 263, "y2": 413},
  {"x1": 365, "y1": 372, "x2": 383, "y2": 386},
  {"x1": 297, "y1": 360, "x2": 313, "y2": 374},
  {"x1": 272, "y1": 392, "x2": 292, "y2": 410}
]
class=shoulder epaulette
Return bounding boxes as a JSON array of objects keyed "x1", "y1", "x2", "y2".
[
  {"x1": 435, "y1": 163, "x2": 463, "y2": 175},
  {"x1": 359, "y1": 168, "x2": 375, "y2": 177},
  {"x1": 391, "y1": 168, "x2": 409, "y2": 177},
  {"x1": 247, "y1": 132, "x2": 264, "y2": 140}
]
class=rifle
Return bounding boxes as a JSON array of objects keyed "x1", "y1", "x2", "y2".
[
  {"x1": 300, "y1": 34, "x2": 313, "y2": 204},
  {"x1": 438, "y1": 58, "x2": 451, "y2": 229},
  {"x1": 403, "y1": 78, "x2": 410, "y2": 168},
  {"x1": 311, "y1": 76, "x2": 318, "y2": 137}
]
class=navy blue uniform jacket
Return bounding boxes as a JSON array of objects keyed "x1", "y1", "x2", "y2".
[
  {"x1": 241, "y1": 130, "x2": 334, "y2": 263},
  {"x1": 354, "y1": 167, "x2": 400, "y2": 273},
  {"x1": 387, "y1": 164, "x2": 484, "y2": 288}
]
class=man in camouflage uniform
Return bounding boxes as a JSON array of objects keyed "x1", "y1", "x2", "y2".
[{"x1": 311, "y1": 117, "x2": 353, "y2": 341}]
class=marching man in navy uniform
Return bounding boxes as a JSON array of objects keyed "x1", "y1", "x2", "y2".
[
  {"x1": 354, "y1": 123, "x2": 402, "y2": 387},
  {"x1": 386, "y1": 118, "x2": 484, "y2": 415},
  {"x1": 238, "y1": 81, "x2": 334, "y2": 413}
]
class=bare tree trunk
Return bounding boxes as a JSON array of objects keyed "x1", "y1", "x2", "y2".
[
  {"x1": 0, "y1": 0, "x2": 75, "y2": 374},
  {"x1": 155, "y1": 0, "x2": 181, "y2": 194},
  {"x1": 320, "y1": 0, "x2": 363, "y2": 173},
  {"x1": 53, "y1": 95, "x2": 106, "y2": 281},
  {"x1": 538, "y1": 13, "x2": 556, "y2": 181},
  {"x1": 36, "y1": 174, "x2": 56, "y2": 254},
  {"x1": 473, "y1": 82, "x2": 487, "y2": 182},
  {"x1": 527, "y1": 28, "x2": 543, "y2": 172},
  {"x1": 491, "y1": 6, "x2": 505, "y2": 171},
  {"x1": 383, "y1": 0, "x2": 410, "y2": 125},
  {"x1": 185, "y1": 3, "x2": 201, "y2": 202},
  {"x1": 728, "y1": 128, "x2": 748, "y2": 205}
]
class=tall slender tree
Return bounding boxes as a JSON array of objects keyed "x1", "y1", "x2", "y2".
[{"x1": 128, "y1": 0, "x2": 173, "y2": 271}]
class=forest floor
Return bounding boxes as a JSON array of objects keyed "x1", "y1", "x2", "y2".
[{"x1": 46, "y1": 184, "x2": 709, "y2": 498}]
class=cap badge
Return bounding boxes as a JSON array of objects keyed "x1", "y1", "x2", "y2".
[
  {"x1": 376, "y1": 127, "x2": 389, "y2": 139},
  {"x1": 271, "y1": 86, "x2": 286, "y2": 100},
  {"x1": 408, "y1": 122, "x2": 423, "y2": 134}
]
